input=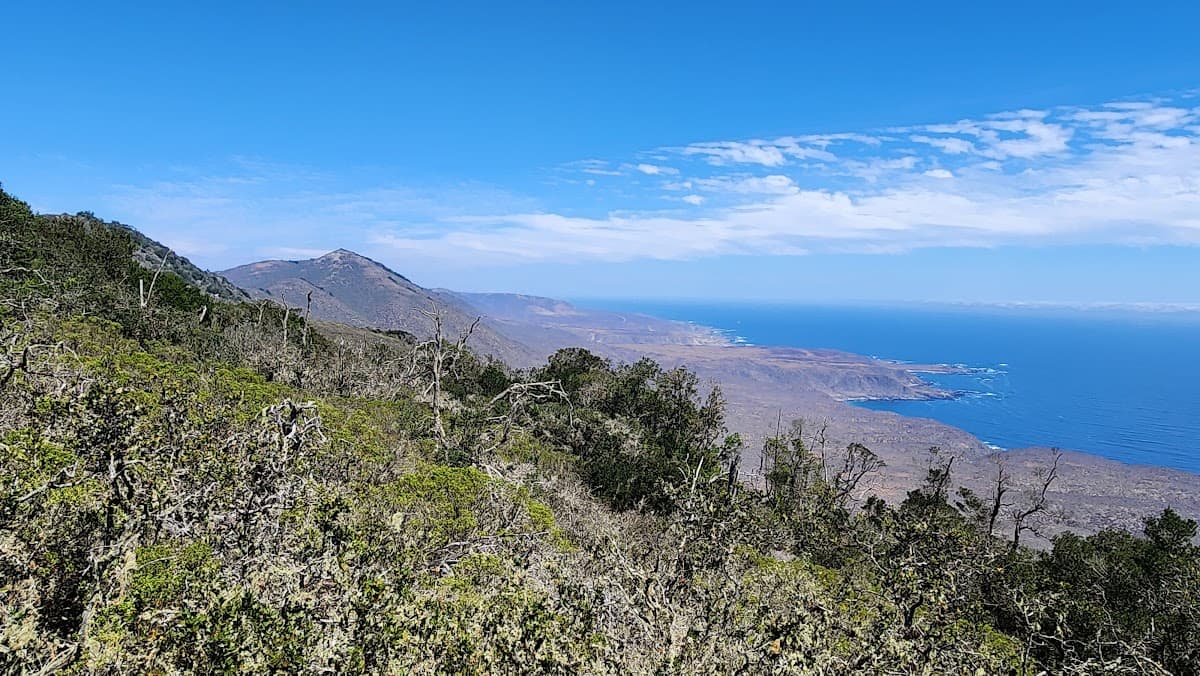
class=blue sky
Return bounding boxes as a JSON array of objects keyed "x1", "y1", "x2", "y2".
[{"x1": 3, "y1": 1, "x2": 1199, "y2": 303}]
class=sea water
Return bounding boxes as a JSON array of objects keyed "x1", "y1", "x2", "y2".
[{"x1": 582, "y1": 300, "x2": 1200, "y2": 474}]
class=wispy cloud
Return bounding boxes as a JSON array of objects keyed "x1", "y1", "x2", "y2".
[
  {"x1": 101, "y1": 94, "x2": 1200, "y2": 269},
  {"x1": 910, "y1": 135, "x2": 977, "y2": 155},
  {"x1": 566, "y1": 159, "x2": 625, "y2": 176},
  {"x1": 466, "y1": 93, "x2": 1196, "y2": 261},
  {"x1": 842, "y1": 156, "x2": 920, "y2": 182},
  {"x1": 100, "y1": 161, "x2": 541, "y2": 268},
  {"x1": 631, "y1": 163, "x2": 678, "y2": 176},
  {"x1": 693, "y1": 174, "x2": 799, "y2": 195},
  {"x1": 679, "y1": 140, "x2": 790, "y2": 166},
  {"x1": 916, "y1": 112, "x2": 1073, "y2": 159}
]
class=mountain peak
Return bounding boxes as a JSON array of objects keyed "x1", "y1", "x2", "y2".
[
  {"x1": 314, "y1": 249, "x2": 415, "y2": 285},
  {"x1": 319, "y1": 248, "x2": 372, "y2": 263},
  {"x1": 222, "y1": 250, "x2": 543, "y2": 366}
]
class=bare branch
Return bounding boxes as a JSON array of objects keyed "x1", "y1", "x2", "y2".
[
  {"x1": 139, "y1": 253, "x2": 169, "y2": 309},
  {"x1": 302, "y1": 290, "x2": 313, "y2": 347},
  {"x1": 412, "y1": 304, "x2": 482, "y2": 456},
  {"x1": 1010, "y1": 449, "x2": 1061, "y2": 550},
  {"x1": 986, "y1": 457, "x2": 1012, "y2": 539}
]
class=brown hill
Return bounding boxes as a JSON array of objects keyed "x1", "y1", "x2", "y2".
[{"x1": 221, "y1": 250, "x2": 543, "y2": 365}]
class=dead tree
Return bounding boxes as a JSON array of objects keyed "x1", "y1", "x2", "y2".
[
  {"x1": 138, "y1": 254, "x2": 168, "y2": 309},
  {"x1": 281, "y1": 294, "x2": 291, "y2": 347},
  {"x1": 413, "y1": 306, "x2": 480, "y2": 457},
  {"x1": 830, "y1": 442, "x2": 885, "y2": 506},
  {"x1": 985, "y1": 458, "x2": 1012, "y2": 539},
  {"x1": 253, "y1": 297, "x2": 294, "y2": 347},
  {"x1": 918, "y1": 448, "x2": 956, "y2": 506},
  {"x1": 812, "y1": 418, "x2": 831, "y2": 483},
  {"x1": 301, "y1": 290, "x2": 313, "y2": 347},
  {"x1": 1009, "y1": 449, "x2": 1061, "y2": 551},
  {"x1": 480, "y1": 379, "x2": 571, "y2": 451}
]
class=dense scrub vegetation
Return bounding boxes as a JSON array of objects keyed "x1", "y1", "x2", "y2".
[{"x1": 2, "y1": 184, "x2": 1198, "y2": 673}]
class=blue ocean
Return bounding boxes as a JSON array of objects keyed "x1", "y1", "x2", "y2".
[{"x1": 584, "y1": 301, "x2": 1200, "y2": 474}]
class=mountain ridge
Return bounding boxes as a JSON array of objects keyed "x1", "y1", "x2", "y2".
[
  {"x1": 46, "y1": 212, "x2": 250, "y2": 303},
  {"x1": 221, "y1": 249, "x2": 546, "y2": 365}
]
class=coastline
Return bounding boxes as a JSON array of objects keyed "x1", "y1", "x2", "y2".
[
  {"x1": 590, "y1": 306, "x2": 1199, "y2": 542},
  {"x1": 644, "y1": 305, "x2": 1198, "y2": 469},
  {"x1": 456, "y1": 292, "x2": 1198, "y2": 538}
]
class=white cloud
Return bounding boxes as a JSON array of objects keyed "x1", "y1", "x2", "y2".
[
  {"x1": 681, "y1": 141, "x2": 789, "y2": 166},
  {"x1": 797, "y1": 132, "x2": 883, "y2": 147},
  {"x1": 695, "y1": 174, "x2": 799, "y2": 195},
  {"x1": 915, "y1": 117, "x2": 1072, "y2": 159},
  {"x1": 100, "y1": 163, "x2": 541, "y2": 269},
  {"x1": 568, "y1": 159, "x2": 624, "y2": 176},
  {"x1": 369, "y1": 97, "x2": 1200, "y2": 262},
  {"x1": 102, "y1": 94, "x2": 1200, "y2": 269},
  {"x1": 633, "y1": 163, "x2": 678, "y2": 176},
  {"x1": 984, "y1": 119, "x2": 1073, "y2": 158},
  {"x1": 773, "y1": 139, "x2": 840, "y2": 161},
  {"x1": 911, "y1": 135, "x2": 977, "y2": 154},
  {"x1": 846, "y1": 156, "x2": 919, "y2": 182}
]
